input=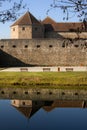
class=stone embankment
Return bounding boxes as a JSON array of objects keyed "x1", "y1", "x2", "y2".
[{"x1": 0, "y1": 66, "x2": 87, "y2": 72}]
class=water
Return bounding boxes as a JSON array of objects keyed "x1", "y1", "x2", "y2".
[{"x1": 0, "y1": 99, "x2": 87, "y2": 130}]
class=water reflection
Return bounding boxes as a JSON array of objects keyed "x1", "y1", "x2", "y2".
[
  {"x1": 0, "y1": 99, "x2": 87, "y2": 130},
  {"x1": 11, "y1": 100, "x2": 53, "y2": 118},
  {"x1": 11, "y1": 99, "x2": 87, "y2": 119}
]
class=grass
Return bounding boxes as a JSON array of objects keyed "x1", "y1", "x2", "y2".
[{"x1": 0, "y1": 72, "x2": 87, "y2": 89}]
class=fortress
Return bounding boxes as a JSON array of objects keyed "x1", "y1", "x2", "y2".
[{"x1": 0, "y1": 11, "x2": 87, "y2": 67}]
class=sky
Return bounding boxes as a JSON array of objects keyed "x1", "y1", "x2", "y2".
[{"x1": 0, "y1": 0, "x2": 80, "y2": 39}]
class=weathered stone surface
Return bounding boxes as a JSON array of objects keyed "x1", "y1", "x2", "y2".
[
  {"x1": 0, "y1": 39, "x2": 87, "y2": 67},
  {"x1": 0, "y1": 88, "x2": 87, "y2": 100}
]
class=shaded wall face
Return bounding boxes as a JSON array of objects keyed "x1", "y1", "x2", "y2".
[
  {"x1": 32, "y1": 25, "x2": 44, "y2": 38},
  {"x1": 18, "y1": 25, "x2": 32, "y2": 39},
  {"x1": 0, "y1": 39, "x2": 87, "y2": 67}
]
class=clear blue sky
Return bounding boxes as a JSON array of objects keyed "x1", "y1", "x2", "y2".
[{"x1": 0, "y1": 0, "x2": 79, "y2": 39}]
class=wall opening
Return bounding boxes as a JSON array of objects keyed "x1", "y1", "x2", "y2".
[
  {"x1": 1, "y1": 45, "x2": 4, "y2": 48},
  {"x1": 22, "y1": 27, "x2": 25, "y2": 31},
  {"x1": 25, "y1": 45, "x2": 28, "y2": 48},
  {"x1": 12, "y1": 45, "x2": 16, "y2": 48},
  {"x1": 43, "y1": 68, "x2": 50, "y2": 72},
  {"x1": 36, "y1": 45, "x2": 40, "y2": 48},
  {"x1": 22, "y1": 102, "x2": 25, "y2": 105},
  {"x1": 49, "y1": 45, "x2": 53, "y2": 48},
  {"x1": 13, "y1": 28, "x2": 15, "y2": 31},
  {"x1": 58, "y1": 67, "x2": 60, "y2": 72},
  {"x1": 74, "y1": 44, "x2": 79, "y2": 48}
]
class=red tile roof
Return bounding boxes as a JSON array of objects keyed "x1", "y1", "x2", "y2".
[
  {"x1": 55, "y1": 22, "x2": 85, "y2": 32},
  {"x1": 11, "y1": 12, "x2": 87, "y2": 32},
  {"x1": 11, "y1": 12, "x2": 41, "y2": 26},
  {"x1": 42, "y1": 17, "x2": 86, "y2": 32},
  {"x1": 42, "y1": 16, "x2": 56, "y2": 25}
]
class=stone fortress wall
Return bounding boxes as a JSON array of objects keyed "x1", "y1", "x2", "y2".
[{"x1": 0, "y1": 38, "x2": 87, "y2": 67}]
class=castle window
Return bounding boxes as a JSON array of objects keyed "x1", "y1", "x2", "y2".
[
  {"x1": 49, "y1": 45, "x2": 53, "y2": 48},
  {"x1": 22, "y1": 27, "x2": 25, "y2": 31},
  {"x1": 12, "y1": 45, "x2": 16, "y2": 48},
  {"x1": 13, "y1": 28, "x2": 15, "y2": 31},
  {"x1": 25, "y1": 45, "x2": 28, "y2": 48},
  {"x1": 36, "y1": 45, "x2": 40, "y2": 48}
]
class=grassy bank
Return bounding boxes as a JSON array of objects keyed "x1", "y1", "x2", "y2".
[{"x1": 0, "y1": 72, "x2": 87, "y2": 89}]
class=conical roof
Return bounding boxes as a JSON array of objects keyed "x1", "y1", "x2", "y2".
[
  {"x1": 11, "y1": 11, "x2": 41, "y2": 27},
  {"x1": 12, "y1": 105, "x2": 41, "y2": 119},
  {"x1": 14, "y1": 107, "x2": 32, "y2": 118}
]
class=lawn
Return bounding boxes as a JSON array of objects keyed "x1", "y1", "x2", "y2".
[{"x1": 0, "y1": 72, "x2": 87, "y2": 89}]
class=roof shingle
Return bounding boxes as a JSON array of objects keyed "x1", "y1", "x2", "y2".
[
  {"x1": 42, "y1": 17, "x2": 86, "y2": 32},
  {"x1": 11, "y1": 11, "x2": 41, "y2": 27}
]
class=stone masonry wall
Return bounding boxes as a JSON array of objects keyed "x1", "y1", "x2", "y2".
[
  {"x1": 11, "y1": 25, "x2": 19, "y2": 39},
  {"x1": 32, "y1": 25, "x2": 44, "y2": 38},
  {"x1": 0, "y1": 39, "x2": 87, "y2": 67},
  {"x1": 11, "y1": 25, "x2": 32, "y2": 39}
]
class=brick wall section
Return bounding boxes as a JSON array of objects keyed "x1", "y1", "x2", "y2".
[{"x1": 0, "y1": 39, "x2": 87, "y2": 67}]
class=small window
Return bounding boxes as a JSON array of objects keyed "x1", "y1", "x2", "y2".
[
  {"x1": 37, "y1": 45, "x2": 40, "y2": 48},
  {"x1": 1, "y1": 91, "x2": 5, "y2": 94},
  {"x1": 49, "y1": 92, "x2": 52, "y2": 95},
  {"x1": 13, "y1": 28, "x2": 15, "y2": 31},
  {"x1": 35, "y1": 27, "x2": 38, "y2": 31},
  {"x1": 74, "y1": 45, "x2": 79, "y2": 48},
  {"x1": 37, "y1": 92, "x2": 40, "y2": 95},
  {"x1": 75, "y1": 92, "x2": 78, "y2": 95},
  {"x1": 1, "y1": 45, "x2": 4, "y2": 48},
  {"x1": 49, "y1": 45, "x2": 53, "y2": 48},
  {"x1": 22, "y1": 27, "x2": 25, "y2": 31},
  {"x1": 25, "y1": 91, "x2": 28, "y2": 94},
  {"x1": 12, "y1": 45, "x2": 16, "y2": 48},
  {"x1": 62, "y1": 92, "x2": 65, "y2": 95},
  {"x1": 25, "y1": 45, "x2": 28, "y2": 48},
  {"x1": 13, "y1": 91, "x2": 16, "y2": 94},
  {"x1": 66, "y1": 68, "x2": 73, "y2": 71},
  {"x1": 22, "y1": 102, "x2": 25, "y2": 105}
]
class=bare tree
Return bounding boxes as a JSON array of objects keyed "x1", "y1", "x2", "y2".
[
  {"x1": 47, "y1": 0, "x2": 87, "y2": 21},
  {"x1": 0, "y1": 0, "x2": 26, "y2": 23}
]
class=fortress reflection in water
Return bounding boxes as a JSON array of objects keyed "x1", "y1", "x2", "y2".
[{"x1": 11, "y1": 99, "x2": 87, "y2": 119}]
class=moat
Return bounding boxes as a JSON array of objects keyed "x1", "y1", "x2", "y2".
[{"x1": 1, "y1": 89, "x2": 87, "y2": 130}]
